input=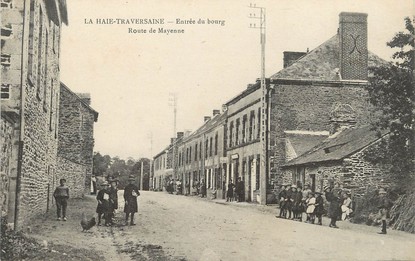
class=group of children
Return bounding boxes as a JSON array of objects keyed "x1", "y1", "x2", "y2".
[
  {"x1": 96, "y1": 175, "x2": 140, "y2": 226},
  {"x1": 277, "y1": 183, "x2": 354, "y2": 228},
  {"x1": 277, "y1": 184, "x2": 324, "y2": 224}
]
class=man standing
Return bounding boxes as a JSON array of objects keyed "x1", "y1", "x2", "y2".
[
  {"x1": 378, "y1": 188, "x2": 393, "y2": 234},
  {"x1": 53, "y1": 178, "x2": 69, "y2": 221},
  {"x1": 277, "y1": 184, "x2": 287, "y2": 218},
  {"x1": 235, "y1": 177, "x2": 245, "y2": 202},
  {"x1": 124, "y1": 175, "x2": 140, "y2": 226},
  {"x1": 325, "y1": 185, "x2": 341, "y2": 228}
]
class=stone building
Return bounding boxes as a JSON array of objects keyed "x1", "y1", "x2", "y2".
[
  {"x1": 267, "y1": 12, "x2": 388, "y2": 199},
  {"x1": 281, "y1": 125, "x2": 390, "y2": 196},
  {"x1": 0, "y1": 0, "x2": 68, "y2": 228},
  {"x1": 153, "y1": 142, "x2": 174, "y2": 191},
  {"x1": 57, "y1": 83, "x2": 98, "y2": 197},
  {"x1": 176, "y1": 110, "x2": 227, "y2": 198},
  {"x1": 224, "y1": 84, "x2": 264, "y2": 203}
]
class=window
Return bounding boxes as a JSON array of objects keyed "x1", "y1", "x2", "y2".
[
  {"x1": 49, "y1": 81, "x2": 54, "y2": 131},
  {"x1": 242, "y1": 115, "x2": 247, "y2": 143},
  {"x1": 199, "y1": 141, "x2": 202, "y2": 160},
  {"x1": 236, "y1": 119, "x2": 240, "y2": 145},
  {"x1": 209, "y1": 137, "x2": 213, "y2": 157},
  {"x1": 257, "y1": 108, "x2": 261, "y2": 139},
  {"x1": 229, "y1": 121, "x2": 234, "y2": 147},
  {"x1": 189, "y1": 147, "x2": 192, "y2": 163},
  {"x1": 1, "y1": 24, "x2": 12, "y2": 37},
  {"x1": 195, "y1": 143, "x2": 198, "y2": 161},
  {"x1": 27, "y1": 0, "x2": 35, "y2": 82},
  {"x1": 1, "y1": 0, "x2": 13, "y2": 9},
  {"x1": 256, "y1": 156, "x2": 260, "y2": 190},
  {"x1": 43, "y1": 30, "x2": 49, "y2": 111},
  {"x1": 36, "y1": 7, "x2": 43, "y2": 99},
  {"x1": 1, "y1": 84, "x2": 10, "y2": 99},
  {"x1": 205, "y1": 138, "x2": 208, "y2": 159},
  {"x1": 1, "y1": 54, "x2": 11, "y2": 67},
  {"x1": 249, "y1": 111, "x2": 255, "y2": 141},
  {"x1": 214, "y1": 133, "x2": 218, "y2": 155}
]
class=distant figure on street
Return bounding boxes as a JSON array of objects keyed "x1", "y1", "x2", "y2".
[
  {"x1": 292, "y1": 186, "x2": 303, "y2": 221},
  {"x1": 176, "y1": 180, "x2": 182, "y2": 195},
  {"x1": 278, "y1": 185, "x2": 287, "y2": 218},
  {"x1": 185, "y1": 180, "x2": 190, "y2": 196},
  {"x1": 305, "y1": 192, "x2": 316, "y2": 224},
  {"x1": 124, "y1": 175, "x2": 140, "y2": 226},
  {"x1": 96, "y1": 181, "x2": 110, "y2": 226},
  {"x1": 235, "y1": 177, "x2": 244, "y2": 202},
  {"x1": 194, "y1": 180, "x2": 200, "y2": 195},
  {"x1": 226, "y1": 179, "x2": 235, "y2": 202},
  {"x1": 314, "y1": 191, "x2": 324, "y2": 225},
  {"x1": 377, "y1": 188, "x2": 393, "y2": 234},
  {"x1": 200, "y1": 179, "x2": 207, "y2": 198},
  {"x1": 53, "y1": 178, "x2": 69, "y2": 221},
  {"x1": 107, "y1": 180, "x2": 118, "y2": 226},
  {"x1": 341, "y1": 192, "x2": 353, "y2": 221},
  {"x1": 325, "y1": 185, "x2": 341, "y2": 228},
  {"x1": 285, "y1": 185, "x2": 295, "y2": 219}
]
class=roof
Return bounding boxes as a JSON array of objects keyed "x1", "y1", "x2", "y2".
[
  {"x1": 182, "y1": 111, "x2": 227, "y2": 143},
  {"x1": 285, "y1": 131, "x2": 329, "y2": 159},
  {"x1": 60, "y1": 82, "x2": 99, "y2": 121},
  {"x1": 270, "y1": 34, "x2": 389, "y2": 81},
  {"x1": 283, "y1": 125, "x2": 388, "y2": 167},
  {"x1": 153, "y1": 144, "x2": 173, "y2": 159}
]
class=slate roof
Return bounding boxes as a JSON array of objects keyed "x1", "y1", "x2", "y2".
[
  {"x1": 182, "y1": 112, "x2": 227, "y2": 143},
  {"x1": 285, "y1": 132, "x2": 329, "y2": 158},
  {"x1": 283, "y1": 125, "x2": 389, "y2": 167},
  {"x1": 270, "y1": 34, "x2": 389, "y2": 81}
]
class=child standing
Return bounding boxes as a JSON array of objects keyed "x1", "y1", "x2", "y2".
[
  {"x1": 96, "y1": 181, "x2": 110, "y2": 226},
  {"x1": 306, "y1": 192, "x2": 316, "y2": 224},
  {"x1": 123, "y1": 176, "x2": 140, "y2": 226},
  {"x1": 54, "y1": 178, "x2": 69, "y2": 221},
  {"x1": 314, "y1": 191, "x2": 325, "y2": 225}
]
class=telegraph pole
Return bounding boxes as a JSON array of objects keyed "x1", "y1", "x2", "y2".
[
  {"x1": 249, "y1": 3, "x2": 268, "y2": 204},
  {"x1": 168, "y1": 93, "x2": 178, "y2": 180}
]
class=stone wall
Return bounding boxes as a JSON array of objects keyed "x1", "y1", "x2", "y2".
[
  {"x1": 281, "y1": 144, "x2": 390, "y2": 197},
  {"x1": 16, "y1": 0, "x2": 63, "y2": 229},
  {"x1": 56, "y1": 157, "x2": 87, "y2": 198},
  {"x1": 58, "y1": 84, "x2": 96, "y2": 194},
  {"x1": 0, "y1": 116, "x2": 15, "y2": 217},
  {"x1": 269, "y1": 83, "x2": 371, "y2": 186}
]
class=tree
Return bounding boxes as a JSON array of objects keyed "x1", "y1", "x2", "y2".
[
  {"x1": 93, "y1": 152, "x2": 111, "y2": 176},
  {"x1": 366, "y1": 17, "x2": 415, "y2": 191}
]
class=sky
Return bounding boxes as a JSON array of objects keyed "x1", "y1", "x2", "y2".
[{"x1": 59, "y1": 0, "x2": 414, "y2": 160}]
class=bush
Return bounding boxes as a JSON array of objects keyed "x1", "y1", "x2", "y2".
[
  {"x1": 1, "y1": 217, "x2": 42, "y2": 260},
  {"x1": 351, "y1": 189, "x2": 383, "y2": 225}
]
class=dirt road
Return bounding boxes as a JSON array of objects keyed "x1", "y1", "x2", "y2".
[{"x1": 29, "y1": 191, "x2": 415, "y2": 261}]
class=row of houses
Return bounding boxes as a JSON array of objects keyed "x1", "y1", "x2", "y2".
[
  {"x1": 1, "y1": 0, "x2": 98, "y2": 230},
  {"x1": 152, "y1": 12, "x2": 391, "y2": 204}
]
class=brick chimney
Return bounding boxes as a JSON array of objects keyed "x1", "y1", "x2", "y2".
[
  {"x1": 177, "y1": 132, "x2": 184, "y2": 139},
  {"x1": 204, "y1": 116, "x2": 211, "y2": 122},
  {"x1": 339, "y1": 12, "x2": 368, "y2": 80},
  {"x1": 283, "y1": 51, "x2": 307, "y2": 68},
  {"x1": 213, "y1": 110, "x2": 220, "y2": 116}
]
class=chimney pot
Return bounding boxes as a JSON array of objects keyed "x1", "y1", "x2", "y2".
[
  {"x1": 177, "y1": 132, "x2": 184, "y2": 139},
  {"x1": 213, "y1": 110, "x2": 220, "y2": 116}
]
